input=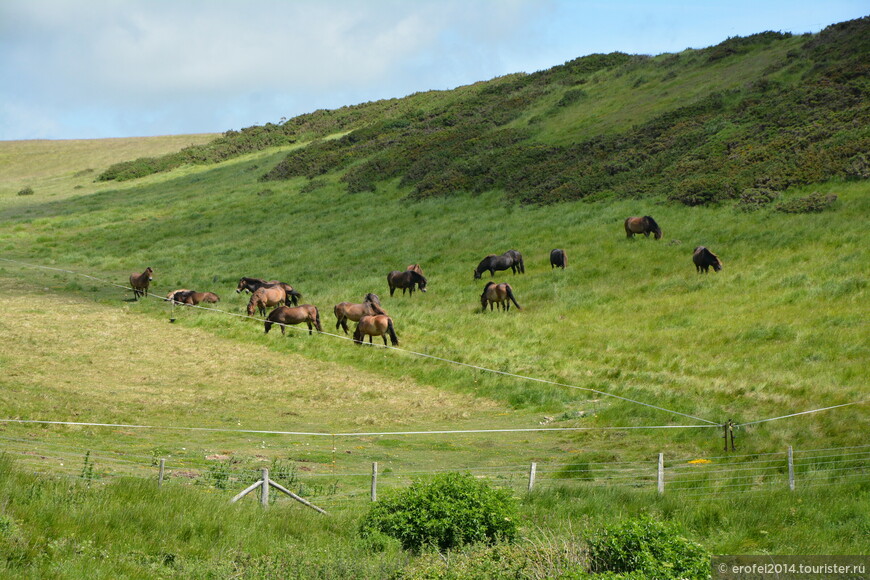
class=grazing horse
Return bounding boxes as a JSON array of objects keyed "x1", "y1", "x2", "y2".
[
  {"x1": 624, "y1": 216, "x2": 662, "y2": 240},
  {"x1": 693, "y1": 246, "x2": 723, "y2": 273},
  {"x1": 473, "y1": 250, "x2": 524, "y2": 279},
  {"x1": 176, "y1": 291, "x2": 220, "y2": 305},
  {"x1": 334, "y1": 293, "x2": 387, "y2": 334},
  {"x1": 480, "y1": 282, "x2": 522, "y2": 311},
  {"x1": 550, "y1": 249, "x2": 567, "y2": 269},
  {"x1": 236, "y1": 277, "x2": 301, "y2": 306},
  {"x1": 387, "y1": 270, "x2": 428, "y2": 296},
  {"x1": 353, "y1": 315, "x2": 399, "y2": 346},
  {"x1": 246, "y1": 286, "x2": 286, "y2": 317},
  {"x1": 129, "y1": 267, "x2": 153, "y2": 300},
  {"x1": 264, "y1": 305, "x2": 322, "y2": 335}
]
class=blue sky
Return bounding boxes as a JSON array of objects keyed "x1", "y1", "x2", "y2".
[{"x1": 1, "y1": 1, "x2": 866, "y2": 141}]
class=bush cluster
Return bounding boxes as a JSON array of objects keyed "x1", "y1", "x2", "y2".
[
  {"x1": 16, "y1": 186, "x2": 34, "y2": 196},
  {"x1": 359, "y1": 472, "x2": 518, "y2": 552},
  {"x1": 775, "y1": 192, "x2": 838, "y2": 213}
]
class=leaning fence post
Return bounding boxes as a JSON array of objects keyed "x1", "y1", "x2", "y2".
[
  {"x1": 158, "y1": 458, "x2": 165, "y2": 488},
  {"x1": 788, "y1": 446, "x2": 795, "y2": 491},
  {"x1": 657, "y1": 453, "x2": 664, "y2": 495},
  {"x1": 528, "y1": 462, "x2": 537, "y2": 493},
  {"x1": 261, "y1": 468, "x2": 270, "y2": 508},
  {"x1": 371, "y1": 462, "x2": 378, "y2": 502}
]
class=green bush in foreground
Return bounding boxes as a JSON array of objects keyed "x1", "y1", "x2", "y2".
[
  {"x1": 587, "y1": 515, "x2": 710, "y2": 579},
  {"x1": 359, "y1": 472, "x2": 518, "y2": 552}
]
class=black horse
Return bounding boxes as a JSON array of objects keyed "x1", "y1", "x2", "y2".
[
  {"x1": 235, "y1": 277, "x2": 301, "y2": 306},
  {"x1": 549, "y1": 249, "x2": 567, "y2": 269},
  {"x1": 693, "y1": 246, "x2": 723, "y2": 273},
  {"x1": 387, "y1": 270, "x2": 427, "y2": 296},
  {"x1": 473, "y1": 250, "x2": 524, "y2": 279}
]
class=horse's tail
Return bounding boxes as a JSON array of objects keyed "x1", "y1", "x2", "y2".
[
  {"x1": 288, "y1": 289, "x2": 302, "y2": 306},
  {"x1": 505, "y1": 285, "x2": 522, "y2": 310},
  {"x1": 387, "y1": 318, "x2": 399, "y2": 346},
  {"x1": 313, "y1": 307, "x2": 322, "y2": 332},
  {"x1": 518, "y1": 256, "x2": 525, "y2": 274}
]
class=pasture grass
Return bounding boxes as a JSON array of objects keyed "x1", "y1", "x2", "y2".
[{"x1": 0, "y1": 139, "x2": 867, "y2": 575}]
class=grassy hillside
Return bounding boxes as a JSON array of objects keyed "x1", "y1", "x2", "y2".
[{"x1": 0, "y1": 16, "x2": 867, "y2": 579}]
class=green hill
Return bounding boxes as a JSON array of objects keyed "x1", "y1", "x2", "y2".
[{"x1": 0, "y1": 16, "x2": 867, "y2": 578}]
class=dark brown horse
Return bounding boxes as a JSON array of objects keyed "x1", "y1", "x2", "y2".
[
  {"x1": 246, "y1": 286, "x2": 286, "y2": 317},
  {"x1": 264, "y1": 305, "x2": 322, "y2": 335},
  {"x1": 624, "y1": 216, "x2": 662, "y2": 240},
  {"x1": 236, "y1": 277, "x2": 301, "y2": 306},
  {"x1": 387, "y1": 270, "x2": 427, "y2": 296},
  {"x1": 334, "y1": 293, "x2": 387, "y2": 334},
  {"x1": 175, "y1": 291, "x2": 221, "y2": 305},
  {"x1": 480, "y1": 281, "x2": 522, "y2": 311},
  {"x1": 693, "y1": 246, "x2": 723, "y2": 273},
  {"x1": 473, "y1": 250, "x2": 524, "y2": 279},
  {"x1": 353, "y1": 315, "x2": 399, "y2": 346},
  {"x1": 129, "y1": 267, "x2": 153, "y2": 300},
  {"x1": 549, "y1": 249, "x2": 567, "y2": 269}
]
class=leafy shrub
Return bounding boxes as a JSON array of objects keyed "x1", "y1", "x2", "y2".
[
  {"x1": 775, "y1": 191, "x2": 838, "y2": 213},
  {"x1": 17, "y1": 186, "x2": 34, "y2": 196},
  {"x1": 669, "y1": 176, "x2": 737, "y2": 206},
  {"x1": 359, "y1": 472, "x2": 518, "y2": 552},
  {"x1": 735, "y1": 187, "x2": 780, "y2": 212},
  {"x1": 587, "y1": 516, "x2": 710, "y2": 579}
]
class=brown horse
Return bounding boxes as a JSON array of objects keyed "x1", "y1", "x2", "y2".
[
  {"x1": 480, "y1": 281, "x2": 522, "y2": 311},
  {"x1": 693, "y1": 246, "x2": 723, "y2": 273},
  {"x1": 407, "y1": 264, "x2": 424, "y2": 276},
  {"x1": 333, "y1": 293, "x2": 387, "y2": 334},
  {"x1": 176, "y1": 291, "x2": 221, "y2": 305},
  {"x1": 166, "y1": 289, "x2": 191, "y2": 303},
  {"x1": 624, "y1": 216, "x2": 662, "y2": 240},
  {"x1": 236, "y1": 277, "x2": 301, "y2": 306},
  {"x1": 246, "y1": 286, "x2": 286, "y2": 317},
  {"x1": 264, "y1": 305, "x2": 322, "y2": 335},
  {"x1": 550, "y1": 249, "x2": 567, "y2": 269},
  {"x1": 129, "y1": 267, "x2": 153, "y2": 300},
  {"x1": 353, "y1": 315, "x2": 399, "y2": 346},
  {"x1": 387, "y1": 270, "x2": 427, "y2": 296}
]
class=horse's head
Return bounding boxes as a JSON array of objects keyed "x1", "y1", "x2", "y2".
[
  {"x1": 415, "y1": 274, "x2": 428, "y2": 292},
  {"x1": 473, "y1": 269, "x2": 482, "y2": 280},
  {"x1": 235, "y1": 278, "x2": 247, "y2": 293},
  {"x1": 145, "y1": 267, "x2": 153, "y2": 280},
  {"x1": 352, "y1": 327, "x2": 363, "y2": 344},
  {"x1": 364, "y1": 293, "x2": 380, "y2": 305},
  {"x1": 644, "y1": 216, "x2": 662, "y2": 240}
]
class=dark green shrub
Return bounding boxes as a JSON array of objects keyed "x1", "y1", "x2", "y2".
[
  {"x1": 359, "y1": 472, "x2": 518, "y2": 552},
  {"x1": 735, "y1": 187, "x2": 779, "y2": 212},
  {"x1": 16, "y1": 186, "x2": 34, "y2": 196},
  {"x1": 775, "y1": 191, "x2": 838, "y2": 213},
  {"x1": 669, "y1": 176, "x2": 737, "y2": 206},
  {"x1": 587, "y1": 515, "x2": 709, "y2": 579}
]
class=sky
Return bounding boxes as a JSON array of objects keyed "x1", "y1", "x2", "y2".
[{"x1": 1, "y1": 1, "x2": 866, "y2": 141}]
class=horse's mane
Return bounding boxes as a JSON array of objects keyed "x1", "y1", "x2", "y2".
[
  {"x1": 644, "y1": 216, "x2": 660, "y2": 231},
  {"x1": 482, "y1": 281, "x2": 495, "y2": 292},
  {"x1": 410, "y1": 270, "x2": 427, "y2": 283}
]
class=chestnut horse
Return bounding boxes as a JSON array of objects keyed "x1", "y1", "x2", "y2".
[
  {"x1": 353, "y1": 315, "x2": 399, "y2": 346},
  {"x1": 693, "y1": 246, "x2": 723, "y2": 273},
  {"x1": 236, "y1": 277, "x2": 301, "y2": 306},
  {"x1": 473, "y1": 250, "x2": 524, "y2": 279},
  {"x1": 407, "y1": 264, "x2": 424, "y2": 276},
  {"x1": 334, "y1": 293, "x2": 387, "y2": 334},
  {"x1": 175, "y1": 291, "x2": 220, "y2": 305},
  {"x1": 264, "y1": 305, "x2": 322, "y2": 335},
  {"x1": 387, "y1": 270, "x2": 427, "y2": 296},
  {"x1": 480, "y1": 281, "x2": 522, "y2": 311},
  {"x1": 624, "y1": 216, "x2": 662, "y2": 240},
  {"x1": 129, "y1": 267, "x2": 153, "y2": 300},
  {"x1": 550, "y1": 249, "x2": 567, "y2": 269},
  {"x1": 246, "y1": 286, "x2": 286, "y2": 317}
]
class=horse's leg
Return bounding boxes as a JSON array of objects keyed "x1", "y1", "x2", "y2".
[
  {"x1": 382, "y1": 334, "x2": 388, "y2": 346},
  {"x1": 307, "y1": 322, "x2": 313, "y2": 335}
]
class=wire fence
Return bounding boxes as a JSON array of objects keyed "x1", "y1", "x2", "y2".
[{"x1": 2, "y1": 433, "x2": 866, "y2": 509}]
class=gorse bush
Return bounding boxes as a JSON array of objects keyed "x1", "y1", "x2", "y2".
[
  {"x1": 775, "y1": 191, "x2": 838, "y2": 213},
  {"x1": 359, "y1": 472, "x2": 518, "y2": 552},
  {"x1": 587, "y1": 516, "x2": 710, "y2": 579}
]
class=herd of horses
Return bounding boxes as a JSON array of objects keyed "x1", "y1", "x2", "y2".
[{"x1": 130, "y1": 215, "x2": 723, "y2": 346}]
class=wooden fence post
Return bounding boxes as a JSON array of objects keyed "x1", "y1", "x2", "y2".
[
  {"x1": 371, "y1": 462, "x2": 378, "y2": 502},
  {"x1": 261, "y1": 468, "x2": 269, "y2": 508},
  {"x1": 158, "y1": 458, "x2": 165, "y2": 487},
  {"x1": 528, "y1": 462, "x2": 537, "y2": 493},
  {"x1": 657, "y1": 453, "x2": 664, "y2": 495},
  {"x1": 788, "y1": 446, "x2": 795, "y2": 491}
]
